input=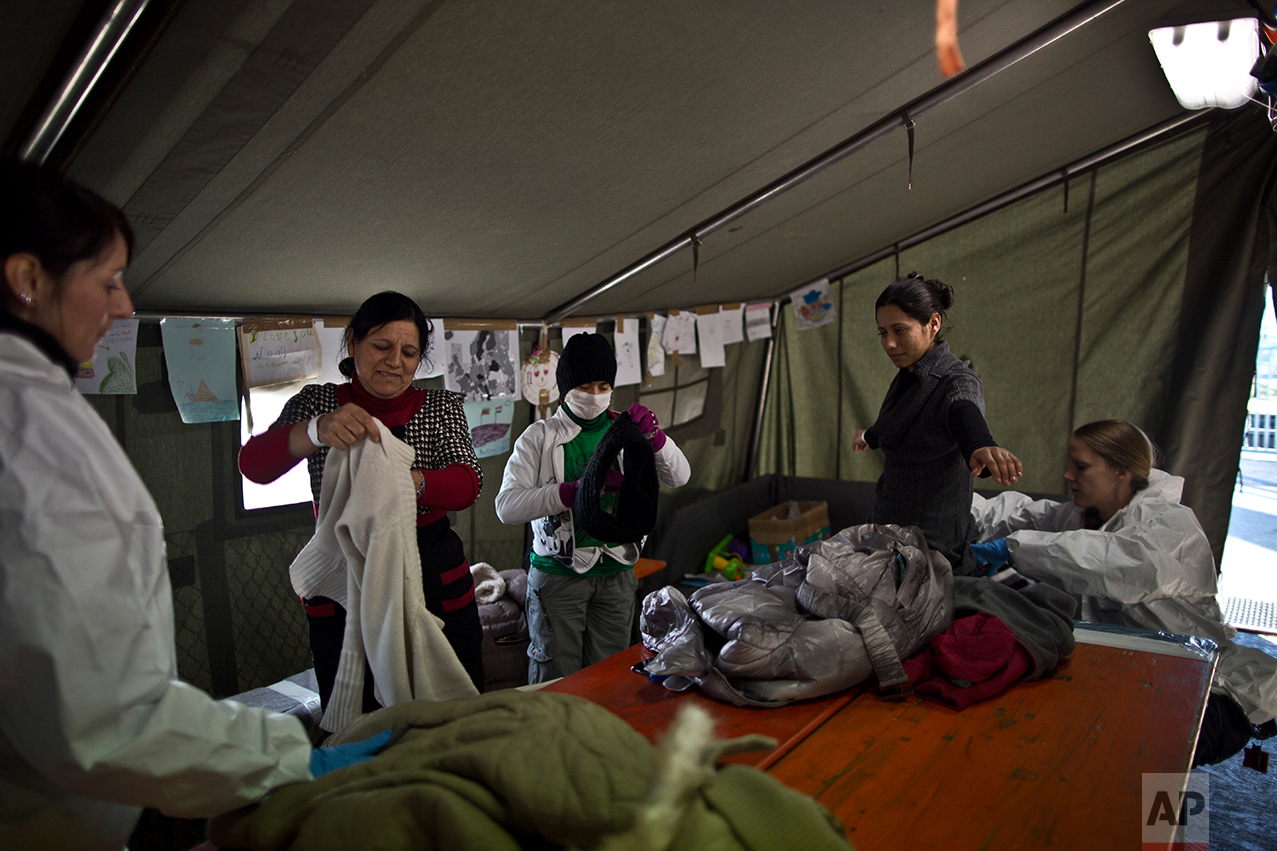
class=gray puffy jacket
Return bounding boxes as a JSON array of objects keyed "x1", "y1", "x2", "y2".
[{"x1": 640, "y1": 524, "x2": 954, "y2": 706}]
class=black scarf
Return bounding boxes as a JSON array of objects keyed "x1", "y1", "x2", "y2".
[
  {"x1": 574, "y1": 414, "x2": 659, "y2": 544},
  {"x1": 871, "y1": 340, "x2": 963, "y2": 451}
]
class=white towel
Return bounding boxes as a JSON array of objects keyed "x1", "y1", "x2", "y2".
[
  {"x1": 470, "y1": 562, "x2": 507, "y2": 605},
  {"x1": 289, "y1": 421, "x2": 477, "y2": 732}
]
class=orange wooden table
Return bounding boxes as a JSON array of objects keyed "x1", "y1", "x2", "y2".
[
  {"x1": 544, "y1": 637, "x2": 1214, "y2": 849},
  {"x1": 768, "y1": 641, "x2": 1211, "y2": 850},
  {"x1": 541, "y1": 643, "x2": 855, "y2": 768}
]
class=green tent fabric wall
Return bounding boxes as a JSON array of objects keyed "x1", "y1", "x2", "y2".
[{"x1": 758, "y1": 107, "x2": 1277, "y2": 565}]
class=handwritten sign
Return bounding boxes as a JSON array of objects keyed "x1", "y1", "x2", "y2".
[{"x1": 238, "y1": 318, "x2": 320, "y2": 389}]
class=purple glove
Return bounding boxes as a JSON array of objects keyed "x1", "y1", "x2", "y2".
[
  {"x1": 628, "y1": 403, "x2": 667, "y2": 451},
  {"x1": 560, "y1": 472, "x2": 622, "y2": 508}
]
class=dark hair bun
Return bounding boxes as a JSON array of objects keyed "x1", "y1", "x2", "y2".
[
  {"x1": 875, "y1": 273, "x2": 955, "y2": 337},
  {"x1": 929, "y1": 279, "x2": 955, "y2": 310},
  {"x1": 338, "y1": 356, "x2": 355, "y2": 378}
]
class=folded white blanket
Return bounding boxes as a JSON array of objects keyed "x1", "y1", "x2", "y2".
[{"x1": 471, "y1": 562, "x2": 507, "y2": 604}]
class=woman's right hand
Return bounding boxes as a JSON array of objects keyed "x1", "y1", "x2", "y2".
[
  {"x1": 852, "y1": 429, "x2": 870, "y2": 451},
  {"x1": 969, "y1": 445, "x2": 1022, "y2": 486},
  {"x1": 315, "y1": 403, "x2": 382, "y2": 450},
  {"x1": 291, "y1": 403, "x2": 382, "y2": 456}
]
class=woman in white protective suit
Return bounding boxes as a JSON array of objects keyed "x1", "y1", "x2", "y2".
[
  {"x1": 970, "y1": 419, "x2": 1277, "y2": 766},
  {"x1": 0, "y1": 161, "x2": 387, "y2": 850}
]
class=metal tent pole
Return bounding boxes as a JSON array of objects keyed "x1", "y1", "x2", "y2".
[
  {"x1": 747, "y1": 307, "x2": 781, "y2": 479},
  {"x1": 19, "y1": 0, "x2": 152, "y2": 164}
]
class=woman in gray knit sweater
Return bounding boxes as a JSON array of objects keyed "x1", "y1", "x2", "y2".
[{"x1": 853, "y1": 274, "x2": 1021, "y2": 576}]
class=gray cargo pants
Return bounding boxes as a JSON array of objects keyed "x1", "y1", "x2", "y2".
[{"x1": 526, "y1": 567, "x2": 638, "y2": 683}]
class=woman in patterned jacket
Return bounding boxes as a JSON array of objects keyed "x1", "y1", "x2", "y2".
[{"x1": 240, "y1": 291, "x2": 485, "y2": 703}]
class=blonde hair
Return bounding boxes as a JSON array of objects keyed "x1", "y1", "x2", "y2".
[{"x1": 1072, "y1": 420, "x2": 1157, "y2": 492}]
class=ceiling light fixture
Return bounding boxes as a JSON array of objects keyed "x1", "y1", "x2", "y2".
[{"x1": 1149, "y1": 17, "x2": 1261, "y2": 110}]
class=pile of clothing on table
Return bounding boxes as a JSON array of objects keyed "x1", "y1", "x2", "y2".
[
  {"x1": 904, "y1": 577, "x2": 1076, "y2": 708},
  {"x1": 209, "y1": 691, "x2": 854, "y2": 851},
  {"x1": 640, "y1": 523, "x2": 1075, "y2": 708}
]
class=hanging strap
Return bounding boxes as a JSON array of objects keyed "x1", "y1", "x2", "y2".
[
  {"x1": 690, "y1": 232, "x2": 703, "y2": 283},
  {"x1": 903, "y1": 112, "x2": 917, "y2": 190},
  {"x1": 854, "y1": 605, "x2": 911, "y2": 693}
]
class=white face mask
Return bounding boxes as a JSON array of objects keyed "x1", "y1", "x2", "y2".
[{"x1": 565, "y1": 388, "x2": 612, "y2": 419}]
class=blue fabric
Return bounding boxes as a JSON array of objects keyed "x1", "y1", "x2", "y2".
[
  {"x1": 970, "y1": 538, "x2": 1011, "y2": 576},
  {"x1": 309, "y1": 729, "x2": 393, "y2": 777}
]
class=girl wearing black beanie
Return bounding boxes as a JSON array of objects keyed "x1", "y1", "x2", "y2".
[{"x1": 496, "y1": 333, "x2": 691, "y2": 682}]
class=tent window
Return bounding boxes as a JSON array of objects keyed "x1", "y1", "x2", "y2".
[
  {"x1": 240, "y1": 382, "x2": 315, "y2": 510},
  {"x1": 639, "y1": 354, "x2": 709, "y2": 427}
]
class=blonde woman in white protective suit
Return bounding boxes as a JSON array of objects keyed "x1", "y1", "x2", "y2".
[{"x1": 970, "y1": 419, "x2": 1277, "y2": 765}]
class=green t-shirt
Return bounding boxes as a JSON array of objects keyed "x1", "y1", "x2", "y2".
[{"x1": 530, "y1": 408, "x2": 630, "y2": 576}]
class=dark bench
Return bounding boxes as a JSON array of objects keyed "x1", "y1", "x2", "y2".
[{"x1": 649, "y1": 474, "x2": 1055, "y2": 592}]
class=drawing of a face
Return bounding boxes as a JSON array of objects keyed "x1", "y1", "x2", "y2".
[
  {"x1": 527, "y1": 364, "x2": 552, "y2": 390},
  {"x1": 521, "y1": 350, "x2": 560, "y2": 404}
]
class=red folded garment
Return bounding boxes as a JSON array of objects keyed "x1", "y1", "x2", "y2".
[
  {"x1": 902, "y1": 647, "x2": 932, "y2": 684},
  {"x1": 931, "y1": 612, "x2": 1017, "y2": 684},
  {"x1": 915, "y1": 644, "x2": 1033, "y2": 710},
  {"x1": 902, "y1": 612, "x2": 1034, "y2": 710}
]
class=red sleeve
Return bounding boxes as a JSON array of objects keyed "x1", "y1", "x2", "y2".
[
  {"x1": 418, "y1": 463, "x2": 481, "y2": 512},
  {"x1": 238, "y1": 423, "x2": 303, "y2": 484}
]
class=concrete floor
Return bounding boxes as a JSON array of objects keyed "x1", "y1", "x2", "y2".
[
  {"x1": 1199, "y1": 630, "x2": 1276, "y2": 851},
  {"x1": 1221, "y1": 453, "x2": 1277, "y2": 607},
  {"x1": 1197, "y1": 739, "x2": 1276, "y2": 851},
  {"x1": 1210, "y1": 456, "x2": 1277, "y2": 850}
]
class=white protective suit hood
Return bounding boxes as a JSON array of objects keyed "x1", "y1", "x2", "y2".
[{"x1": 1132, "y1": 468, "x2": 1183, "y2": 504}]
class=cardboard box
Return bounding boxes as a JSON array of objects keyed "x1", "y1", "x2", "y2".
[{"x1": 748, "y1": 500, "x2": 831, "y2": 564}]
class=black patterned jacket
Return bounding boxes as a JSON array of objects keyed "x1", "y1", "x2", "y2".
[{"x1": 272, "y1": 383, "x2": 482, "y2": 516}]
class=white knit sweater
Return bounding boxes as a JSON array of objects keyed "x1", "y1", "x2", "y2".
[{"x1": 289, "y1": 421, "x2": 477, "y2": 733}]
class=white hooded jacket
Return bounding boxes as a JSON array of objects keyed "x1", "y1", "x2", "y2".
[
  {"x1": 972, "y1": 470, "x2": 1277, "y2": 724},
  {"x1": 0, "y1": 332, "x2": 312, "y2": 850},
  {"x1": 495, "y1": 405, "x2": 690, "y2": 574}
]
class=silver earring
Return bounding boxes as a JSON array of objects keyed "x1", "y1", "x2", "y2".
[{"x1": 20, "y1": 291, "x2": 32, "y2": 306}]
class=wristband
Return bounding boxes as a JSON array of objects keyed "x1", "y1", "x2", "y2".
[{"x1": 306, "y1": 415, "x2": 323, "y2": 448}]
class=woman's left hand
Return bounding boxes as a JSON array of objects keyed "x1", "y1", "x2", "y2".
[
  {"x1": 969, "y1": 446, "x2": 1022, "y2": 485},
  {"x1": 970, "y1": 538, "x2": 1011, "y2": 575},
  {"x1": 628, "y1": 403, "x2": 667, "y2": 450}
]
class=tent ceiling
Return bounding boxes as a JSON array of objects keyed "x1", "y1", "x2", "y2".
[{"x1": 2, "y1": 0, "x2": 1256, "y2": 318}]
